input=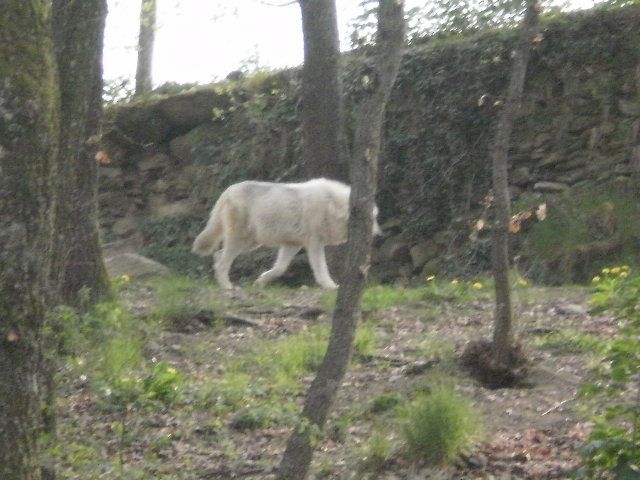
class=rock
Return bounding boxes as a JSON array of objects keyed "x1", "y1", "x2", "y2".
[
  {"x1": 158, "y1": 89, "x2": 227, "y2": 130},
  {"x1": 536, "y1": 152, "x2": 562, "y2": 169},
  {"x1": 618, "y1": 99, "x2": 640, "y2": 116},
  {"x1": 139, "y1": 153, "x2": 170, "y2": 172},
  {"x1": 112, "y1": 102, "x2": 170, "y2": 144},
  {"x1": 510, "y1": 166, "x2": 531, "y2": 186},
  {"x1": 104, "y1": 253, "x2": 171, "y2": 279},
  {"x1": 410, "y1": 239, "x2": 439, "y2": 269},
  {"x1": 112, "y1": 216, "x2": 138, "y2": 236},
  {"x1": 151, "y1": 178, "x2": 170, "y2": 193},
  {"x1": 554, "y1": 303, "x2": 587, "y2": 316},
  {"x1": 169, "y1": 135, "x2": 193, "y2": 163},
  {"x1": 373, "y1": 235, "x2": 411, "y2": 265},
  {"x1": 154, "y1": 199, "x2": 193, "y2": 218},
  {"x1": 569, "y1": 115, "x2": 596, "y2": 133},
  {"x1": 533, "y1": 132, "x2": 552, "y2": 149},
  {"x1": 102, "y1": 235, "x2": 144, "y2": 257},
  {"x1": 533, "y1": 181, "x2": 570, "y2": 193},
  {"x1": 556, "y1": 169, "x2": 589, "y2": 184},
  {"x1": 379, "y1": 217, "x2": 403, "y2": 235}
]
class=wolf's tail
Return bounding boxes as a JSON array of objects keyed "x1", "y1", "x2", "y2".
[{"x1": 192, "y1": 194, "x2": 226, "y2": 256}]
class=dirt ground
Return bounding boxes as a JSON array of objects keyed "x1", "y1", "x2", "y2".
[{"x1": 56, "y1": 282, "x2": 612, "y2": 479}]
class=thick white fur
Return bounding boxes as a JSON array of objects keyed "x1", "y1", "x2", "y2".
[{"x1": 192, "y1": 178, "x2": 381, "y2": 289}]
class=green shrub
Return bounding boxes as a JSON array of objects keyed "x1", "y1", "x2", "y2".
[
  {"x1": 359, "y1": 426, "x2": 396, "y2": 470},
  {"x1": 142, "y1": 361, "x2": 184, "y2": 405},
  {"x1": 369, "y1": 393, "x2": 403, "y2": 414},
  {"x1": 229, "y1": 406, "x2": 274, "y2": 431},
  {"x1": 400, "y1": 383, "x2": 481, "y2": 464},
  {"x1": 579, "y1": 266, "x2": 640, "y2": 478},
  {"x1": 523, "y1": 184, "x2": 640, "y2": 282},
  {"x1": 354, "y1": 322, "x2": 378, "y2": 357}
]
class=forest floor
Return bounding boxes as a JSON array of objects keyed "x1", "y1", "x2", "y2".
[{"x1": 54, "y1": 276, "x2": 613, "y2": 479}]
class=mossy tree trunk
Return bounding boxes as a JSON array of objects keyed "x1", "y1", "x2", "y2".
[
  {"x1": 0, "y1": 2, "x2": 59, "y2": 478},
  {"x1": 135, "y1": 0, "x2": 156, "y2": 96},
  {"x1": 276, "y1": 2, "x2": 405, "y2": 479},
  {"x1": 51, "y1": 0, "x2": 111, "y2": 307},
  {"x1": 298, "y1": 0, "x2": 348, "y2": 181},
  {"x1": 491, "y1": 0, "x2": 540, "y2": 366}
]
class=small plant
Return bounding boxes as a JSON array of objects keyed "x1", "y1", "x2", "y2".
[
  {"x1": 229, "y1": 407, "x2": 272, "y2": 431},
  {"x1": 254, "y1": 325, "x2": 328, "y2": 384},
  {"x1": 142, "y1": 361, "x2": 184, "y2": 405},
  {"x1": 369, "y1": 393, "x2": 403, "y2": 414},
  {"x1": 359, "y1": 425, "x2": 396, "y2": 471},
  {"x1": 579, "y1": 265, "x2": 640, "y2": 478},
  {"x1": 354, "y1": 322, "x2": 378, "y2": 357},
  {"x1": 400, "y1": 383, "x2": 481, "y2": 465}
]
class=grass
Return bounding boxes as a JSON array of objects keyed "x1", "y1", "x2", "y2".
[
  {"x1": 54, "y1": 273, "x2": 532, "y2": 477},
  {"x1": 399, "y1": 382, "x2": 482, "y2": 465},
  {"x1": 321, "y1": 280, "x2": 492, "y2": 313},
  {"x1": 532, "y1": 328, "x2": 602, "y2": 354}
]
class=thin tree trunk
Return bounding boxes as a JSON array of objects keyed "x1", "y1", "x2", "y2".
[
  {"x1": 135, "y1": 0, "x2": 156, "y2": 95},
  {"x1": 491, "y1": 0, "x2": 540, "y2": 366},
  {"x1": 51, "y1": 0, "x2": 111, "y2": 307},
  {"x1": 276, "y1": 2, "x2": 405, "y2": 479},
  {"x1": 299, "y1": 0, "x2": 347, "y2": 181},
  {"x1": 0, "y1": 2, "x2": 59, "y2": 478}
]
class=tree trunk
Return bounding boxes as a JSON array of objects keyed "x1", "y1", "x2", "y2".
[
  {"x1": 0, "y1": 2, "x2": 59, "y2": 478},
  {"x1": 51, "y1": 0, "x2": 111, "y2": 307},
  {"x1": 276, "y1": 2, "x2": 405, "y2": 479},
  {"x1": 298, "y1": 0, "x2": 347, "y2": 181},
  {"x1": 135, "y1": 0, "x2": 156, "y2": 95},
  {"x1": 491, "y1": 0, "x2": 540, "y2": 366}
]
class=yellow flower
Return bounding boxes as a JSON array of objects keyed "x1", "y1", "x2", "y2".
[
  {"x1": 611, "y1": 267, "x2": 621, "y2": 274},
  {"x1": 472, "y1": 282, "x2": 484, "y2": 289},
  {"x1": 620, "y1": 271, "x2": 629, "y2": 278},
  {"x1": 621, "y1": 265, "x2": 630, "y2": 271},
  {"x1": 517, "y1": 278, "x2": 528, "y2": 286},
  {"x1": 592, "y1": 276, "x2": 601, "y2": 283},
  {"x1": 167, "y1": 368, "x2": 177, "y2": 374},
  {"x1": 451, "y1": 279, "x2": 459, "y2": 285},
  {"x1": 426, "y1": 275, "x2": 436, "y2": 282},
  {"x1": 601, "y1": 268, "x2": 610, "y2": 274}
]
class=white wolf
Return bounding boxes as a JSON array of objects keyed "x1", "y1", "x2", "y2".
[{"x1": 192, "y1": 178, "x2": 381, "y2": 289}]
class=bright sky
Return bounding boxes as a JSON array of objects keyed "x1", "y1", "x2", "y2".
[{"x1": 103, "y1": 0, "x2": 597, "y2": 87}]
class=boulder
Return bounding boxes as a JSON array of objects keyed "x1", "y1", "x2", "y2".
[
  {"x1": 154, "y1": 199, "x2": 193, "y2": 218},
  {"x1": 169, "y1": 134, "x2": 193, "y2": 163},
  {"x1": 409, "y1": 239, "x2": 439, "y2": 270},
  {"x1": 533, "y1": 181, "x2": 570, "y2": 193},
  {"x1": 112, "y1": 216, "x2": 138, "y2": 237},
  {"x1": 618, "y1": 99, "x2": 640, "y2": 116},
  {"x1": 104, "y1": 253, "x2": 171, "y2": 279},
  {"x1": 510, "y1": 166, "x2": 531, "y2": 186},
  {"x1": 373, "y1": 235, "x2": 411, "y2": 265},
  {"x1": 139, "y1": 153, "x2": 171, "y2": 172}
]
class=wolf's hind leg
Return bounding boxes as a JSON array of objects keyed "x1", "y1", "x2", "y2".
[
  {"x1": 214, "y1": 242, "x2": 243, "y2": 289},
  {"x1": 306, "y1": 242, "x2": 338, "y2": 289},
  {"x1": 255, "y1": 246, "x2": 301, "y2": 287}
]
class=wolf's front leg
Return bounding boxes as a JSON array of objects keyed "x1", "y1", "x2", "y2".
[
  {"x1": 306, "y1": 243, "x2": 338, "y2": 289},
  {"x1": 255, "y1": 246, "x2": 301, "y2": 287}
]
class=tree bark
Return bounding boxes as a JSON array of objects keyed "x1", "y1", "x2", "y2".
[
  {"x1": 0, "y1": 2, "x2": 59, "y2": 478},
  {"x1": 276, "y1": 2, "x2": 405, "y2": 479},
  {"x1": 298, "y1": 0, "x2": 348, "y2": 181},
  {"x1": 491, "y1": 0, "x2": 540, "y2": 366},
  {"x1": 51, "y1": 0, "x2": 111, "y2": 307},
  {"x1": 135, "y1": 0, "x2": 156, "y2": 95}
]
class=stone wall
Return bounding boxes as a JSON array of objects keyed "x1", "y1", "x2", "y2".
[{"x1": 100, "y1": 5, "x2": 640, "y2": 284}]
